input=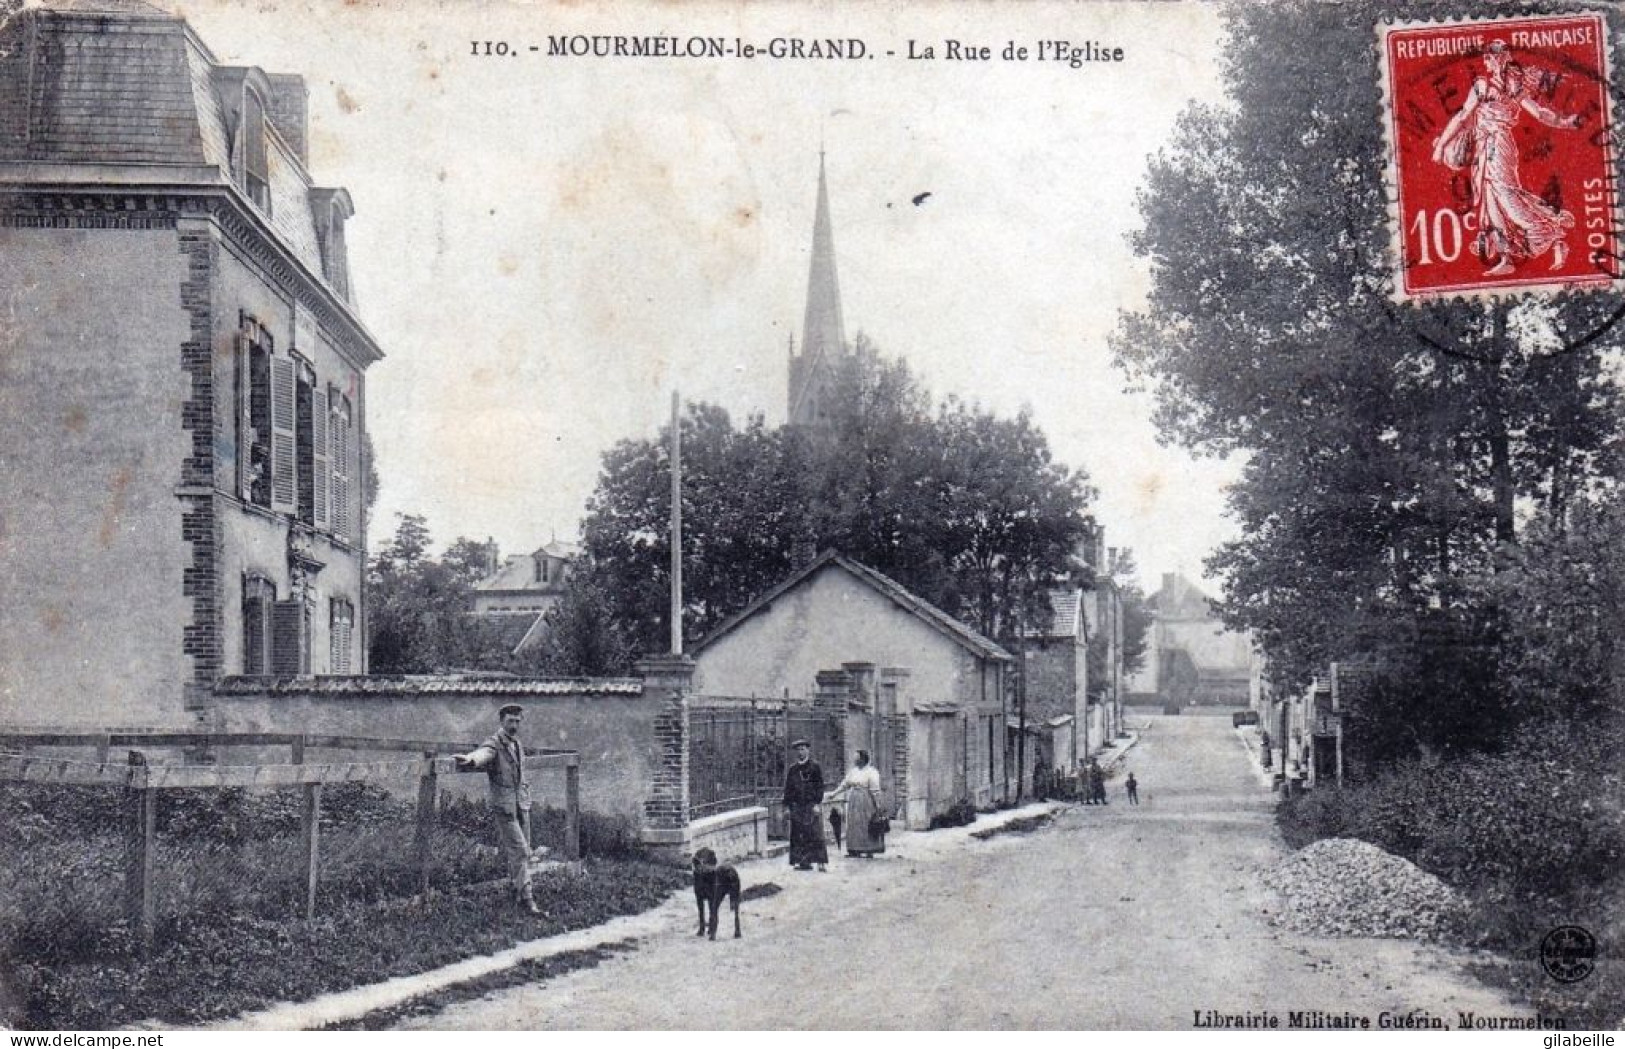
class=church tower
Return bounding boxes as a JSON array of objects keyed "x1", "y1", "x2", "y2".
[{"x1": 787, "y1": 152, "x2": 848, "y2": 429}]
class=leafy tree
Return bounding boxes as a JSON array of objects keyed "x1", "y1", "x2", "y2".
[
  {"x1": 1088, "y1": 549, "x2": 1154, "y2": 702},
  {"x1": 1490, "y1": 490, "x2": 1625, "y2": 727},
  {"x1": 367, "y1": 515, "x2": 508, "y2": 673},
  {"x1": 515, "y1": 572, "x2": 639, "y2": 677},
  {"x1": 582, "y1": 404, "x2": 811, "y2": 655},
  {"x1": 1112, "y1": 0, "x2": 1625, "y2": 754}
]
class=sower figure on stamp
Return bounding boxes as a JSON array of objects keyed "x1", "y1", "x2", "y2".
[
  {"x1": 783, "y1": 739, "x2": 829, "y2": 871},
  {"x1": 455, "y1": 703, "x2": 540, "y2": 913},
  {"x1": 1431, "y1": 39, "x2": 1583, "y2": 276}
]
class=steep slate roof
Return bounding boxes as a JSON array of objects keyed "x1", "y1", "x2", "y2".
[
  {"x1": 0, "y1": 2, "x2": 363, "y2": 324},
  {"x1": 0, "y1": 5, "x2": 205, "y2": 164},
  {"x1": 692, "y1": 549, "x2": 1013, "y2": 663},
  {"x1": 476, "y1": 555, "x2": 543, "y2": 592},
  {"x1": 474, "y1": 541, "x2": 578, "y2": 593}
]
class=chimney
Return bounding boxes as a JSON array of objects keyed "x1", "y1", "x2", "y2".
[{"x1": 266, "y1": 74, "x2": 309, "y2": 166}]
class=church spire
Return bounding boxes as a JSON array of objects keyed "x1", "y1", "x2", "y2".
[
  {"x1": 803, "y1": 150, "x2": 847, "y2": 366},
  {"x1": 789, "y1": 152, "x2": 847, "y2": 427}
]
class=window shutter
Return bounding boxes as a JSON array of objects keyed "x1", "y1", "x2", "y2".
[
  {"x1": 243, "y1": 592, "x2": 267, "y2": 674},
  {"x1": 235, "y1": 332, "x2": 253, "y2": 500},
  {"x1": 332, "y1": 404, "x2": 351, "y2": 541},
  {"x1": 270, "y1": 599, "x2": 307, "y2": 676},
  {"x1": 311, "y1": 388, "x2": 329, "y2": 530},
  {"x1": 330, "y1": 599, "x2": 353, "y2": 674},
  {"x1": 269, "y1": 356, "x2": 297, "y2": 514}
]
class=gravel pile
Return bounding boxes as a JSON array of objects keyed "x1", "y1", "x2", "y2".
[{"x1": 1262, "y1": 838, "x2": 1466, "y2": 940}]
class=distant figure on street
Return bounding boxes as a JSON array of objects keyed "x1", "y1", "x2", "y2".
[
  {"x1": 1089, "y1": 761, "x2": 1107, "y2": 805},
  {"x1": 455, "y1": 703, "x2": 539, "y2": 914},
  {"x1": 1125, "y1": 772, "x2": 1139, "y2": 806},
  {"x1": 783, "y1": 739, "x2": 828, "y2": 871},
  {"x1": 1031, "y1": 752, "x2": 1050, "y2": 801}
]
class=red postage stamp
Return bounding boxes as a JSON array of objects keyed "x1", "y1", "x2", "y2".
[{"x1": 1379, "y1": 13, "x2": 1622, "y2": 301}]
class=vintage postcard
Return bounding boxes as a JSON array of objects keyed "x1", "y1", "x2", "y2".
[{"x1": 0, "y1": 0, "x2": 1620, "y2": 1035}]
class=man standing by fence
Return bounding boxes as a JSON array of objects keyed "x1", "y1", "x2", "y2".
[{"x1": 456, "y1": 704, "x2": 539, "y2": 914}]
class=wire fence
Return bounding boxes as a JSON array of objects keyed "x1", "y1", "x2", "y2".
[{"x1": 0, "y1": 731, "x2": 579, "y2": 958}]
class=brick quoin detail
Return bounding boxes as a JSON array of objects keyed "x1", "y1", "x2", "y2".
[
  {"x1": 178, "y1": 226, "x2": 221, "y2": 698},
  {"x1": 638, "y1": 656, "x2": 695, "y2": 833}
]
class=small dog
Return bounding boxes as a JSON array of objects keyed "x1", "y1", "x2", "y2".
[
  {"x1": 691, "y1": 847, "x2": 742, "y2": 940},
  {"x1": 828, "y1": 807, "x2": 844, "y2": 849}
]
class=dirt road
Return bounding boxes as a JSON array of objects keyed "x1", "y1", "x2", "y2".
[{"x1": 397, "y1": 714, "x2": 1523, "y2": 1029}]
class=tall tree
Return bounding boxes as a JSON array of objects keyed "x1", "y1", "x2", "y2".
[
  {"x1": 579, "y1": 343, "x2": 1095, "y2": 658},
  {"x1": 367, "y1": 515, "x2": 508, "y2": 673},
  {"x1": 516, "y1": 572, "x2": 639, "y2": 677},
  {"x1": 582, "y1": 404, "x2": 812, "y2": 655},
  {"x1": 1113, "y1": 0, "x2": 1625, "y2": 745}
]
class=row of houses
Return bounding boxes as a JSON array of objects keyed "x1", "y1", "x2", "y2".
[{"x1": 1250, "y1": 662, "x2": 1375, "y2": 792}]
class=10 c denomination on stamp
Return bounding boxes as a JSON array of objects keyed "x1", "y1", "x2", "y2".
[{"x1": 1379, "y1": 12, "x2": 1622, "y2": 301}]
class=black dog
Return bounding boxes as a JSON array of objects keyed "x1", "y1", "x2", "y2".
[{"x1": 691, "y1": 847, "x2": 742, "y2": 940}]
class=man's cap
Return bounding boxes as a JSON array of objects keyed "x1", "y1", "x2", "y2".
[
  {"x1": 791, "y1": 738, "x2": 811, "y2": 748},
  {"x1": 498, "y1": 703, "x2": 524, "y2": 717}
]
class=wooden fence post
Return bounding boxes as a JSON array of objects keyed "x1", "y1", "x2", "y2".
[
  {"x1": 300, "y1": 783, "x2": 322, "y2": 920},
  {"x1": 564, "y1": 758, "x2": 581, "y2": 861},
  {"x1": 123, "y1": 752, "x2": 155, "y2": 955},
  {"x1": 415, "y1": 752, "x2": 437, "y2": 895},
  {"x1": 292, "y1": 735, "x2": 320, "y2": 919}
]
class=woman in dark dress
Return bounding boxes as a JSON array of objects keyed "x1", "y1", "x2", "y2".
[{"x1": 783, "y1": 739, "x2": 828, "y2": 871}]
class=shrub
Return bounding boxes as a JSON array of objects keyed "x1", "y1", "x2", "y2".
[
  {"x1": 1277, "y1": 717, "x2": 1625, "y2": 950},
  {"x1": 928, "y1": 798, "x2": 978, "y2": 829}
]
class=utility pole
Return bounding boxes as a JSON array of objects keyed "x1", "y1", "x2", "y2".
[{"x1": 670, "y1": 390, "x2": 683, "y2": 656}]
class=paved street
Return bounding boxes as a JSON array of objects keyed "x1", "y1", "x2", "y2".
[{"x1": 398, "y1": 714, "x2": 1519, "y2": 1030}]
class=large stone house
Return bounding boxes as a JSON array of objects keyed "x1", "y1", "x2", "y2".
[
  {"x1": 691, "y1": 550, "x2": 1014, "y2": 827},
  {"x1": 1126, "y1": 573, "x2": 1256, "y2": 706},
  {"x1": 0, "y1": 0, "x2": 384, "y2": 727}
]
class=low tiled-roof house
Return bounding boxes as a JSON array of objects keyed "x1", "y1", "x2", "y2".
[{"x1": 692, "y1": 550, "x2": 1014, "y2": 827}]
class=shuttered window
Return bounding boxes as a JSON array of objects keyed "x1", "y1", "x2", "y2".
[
  {"x1": 242, "y1": 575, "x2": 276, "y2": 674},
  {"x1": 295, "y1": 366, "x2": 315, "y2": 526},
  {"x1": 311, "y1": 388, "x2": 329, "y2": 530},
  {"x1": 237, "y1": 318, "x2": 273, "y2": 508},
  {"x1": 329, "y1": 597, "x2": 354, "y2": 674},
  {"x1": 331, "y1": 394, "x2": 353, "y2": 542}
]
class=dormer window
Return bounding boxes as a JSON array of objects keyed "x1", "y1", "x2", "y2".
[
  {"x1": 312, "y1": 188, "x2": 356, "y2": 303},
  {"x1": 242, "y1": 88, "x2": 271, "y2": 215},
  {"x1": 323, "y1": 201, "x2": 350, "y2": 298}
]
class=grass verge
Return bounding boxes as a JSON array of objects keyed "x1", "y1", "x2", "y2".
[{"x1": 4, "y1": 859, "x2": 685, "y2": 1030}]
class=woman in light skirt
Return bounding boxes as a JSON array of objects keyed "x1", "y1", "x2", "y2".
[{"x1": 826, "y1": 750, "x2": 886, "y2": 857}]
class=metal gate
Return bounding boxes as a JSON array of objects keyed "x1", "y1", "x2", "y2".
[{"x1": 688, "y1": 700, "x2": 841, "y2": 825}]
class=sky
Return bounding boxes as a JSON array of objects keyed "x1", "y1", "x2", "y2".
[{"x1": 175, "y1": 0, "x2": 1242, "y2": 593}]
